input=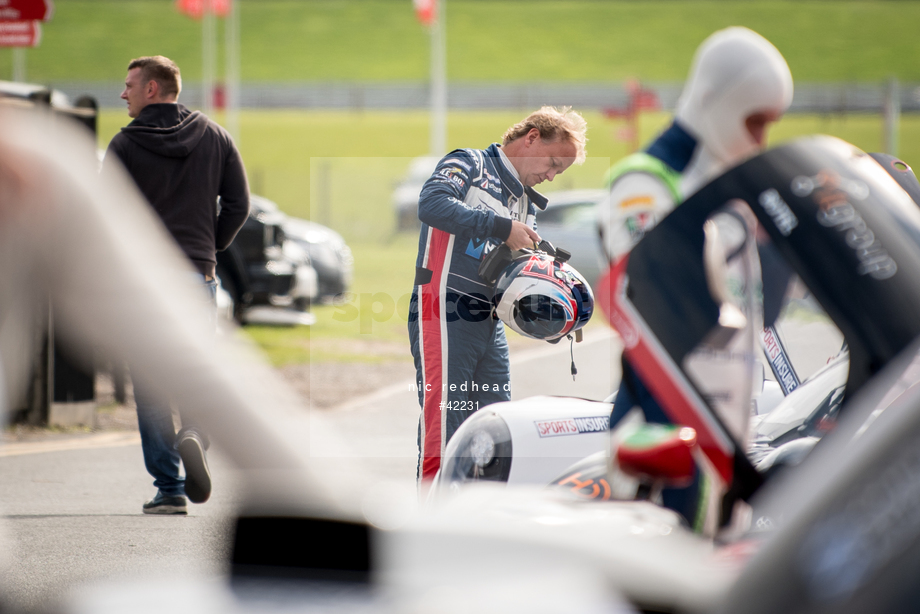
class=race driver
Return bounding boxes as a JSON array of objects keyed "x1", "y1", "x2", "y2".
[
  {"x1": 598, "y1": 26, "x2": 793, "y2": 527},
  {"x1": 410, "y1": 106, "x2": 588, "y2": 482}
]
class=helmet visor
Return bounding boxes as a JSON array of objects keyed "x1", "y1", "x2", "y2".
[{"x1": 515, "y1": 294, "x2": 569, "y2": 339}]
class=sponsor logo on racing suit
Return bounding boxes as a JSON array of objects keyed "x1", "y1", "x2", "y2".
[{"x1": 437, "y1": 166, "x2": 467, "y2": 190}]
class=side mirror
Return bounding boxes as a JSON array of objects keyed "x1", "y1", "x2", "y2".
[{"x1": 616, "y1": 424, "x2": 698, "y2": 501}]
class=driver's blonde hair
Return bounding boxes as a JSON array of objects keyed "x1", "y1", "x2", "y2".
[{"x1": 502, "y1": 106, "x2": 587, "y2": 163}]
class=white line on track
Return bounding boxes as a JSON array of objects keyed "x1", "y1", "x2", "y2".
[{"x1": 0, "y1": 432, "x2": 141, "y2": 458}]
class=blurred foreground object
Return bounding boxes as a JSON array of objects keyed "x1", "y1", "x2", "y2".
[
  {"x1": 598, "y1": 26, "x2": 794, "y2": 527},
  {"x1": 0, "y1": 78, "x2": 99, "y2": 427}
]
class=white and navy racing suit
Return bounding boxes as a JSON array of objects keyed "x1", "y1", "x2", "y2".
[
  {"x1": 598, "y1": 26, "x2": 793, "y2": 529},
  {"x1": 409, "y1": 143, "x2": 547, "y2": 480},
  {"x1": 600, "y1": 122, "x2": 707, "y2": 526}
]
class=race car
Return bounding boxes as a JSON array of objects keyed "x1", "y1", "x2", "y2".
[{"x1": 403, "y1": 136, "x2": 920, "y2": 612}]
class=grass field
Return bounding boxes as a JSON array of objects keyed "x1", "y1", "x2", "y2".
[
  {"x1": 101, "y1": 108, "x2": 920, "y2": 365},
  {"x1": 99, "y1": 108, "x2": 920, "y2": 240},
  {"x1": 3, "y1": 1, "x2": 920, "y2": 83},
  {"x1": 8, "y1": 2, "x2": 919, "y2": 379}
]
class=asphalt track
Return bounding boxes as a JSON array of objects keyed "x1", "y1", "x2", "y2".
[{"x1": 0, "y1": 328, "x2": 620, "y2": 612}]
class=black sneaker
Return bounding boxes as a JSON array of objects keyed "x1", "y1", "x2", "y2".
[
  {"x1": 142, "y1": 492, "x2": 187, "y2": 515},
  {"x1": 178, "y1": 429, "x2": 212, "y2": 504}
]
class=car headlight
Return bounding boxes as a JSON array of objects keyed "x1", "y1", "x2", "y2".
[
  {"x1": 470, "y1": 430, "x2": 495, "y2": 467},
  {"x1": 282, "y1": 240, "x2": 309, "y2": 264},
  {"x1": 438, "y1": 410, "x2": 512, "y2": 491}
]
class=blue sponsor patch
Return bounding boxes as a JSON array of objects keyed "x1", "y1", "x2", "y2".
[{"x1": 465, "y1": 238, "x2": 486, "y2": 259}]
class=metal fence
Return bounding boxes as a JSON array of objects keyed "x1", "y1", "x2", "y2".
[{"x1": 56, "y1": 80, "x2": 920, "y2": 113}]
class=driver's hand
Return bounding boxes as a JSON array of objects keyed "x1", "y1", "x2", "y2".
[{"x1": 505, "y1": 220, "x2": 540, "y2": 251}]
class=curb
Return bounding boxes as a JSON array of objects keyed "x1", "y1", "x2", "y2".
[{"x1": 0, "y1": 431, "x2": 141, "y2": 458}]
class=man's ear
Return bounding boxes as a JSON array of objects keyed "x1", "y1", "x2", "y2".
[
  {"x1": 525, "y1": 127, "x2": 540, "y2": 146},
  {"x1": 145, "y1": 80, "x2": 159, "y2": 100}
]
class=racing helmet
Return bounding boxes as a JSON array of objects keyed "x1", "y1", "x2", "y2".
[
  {"x1": 492, "y1": 251, "x2": 594, "y2": 342},
  {"x1": 676, "y1": 27, "x2": 793, "y2": 168}
]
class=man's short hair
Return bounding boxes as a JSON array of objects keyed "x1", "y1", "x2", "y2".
[
  {"x1": 502, "y1": 106, "x2": 588, "y2": 163},
  {"x1": 128, "y1": 56, "x2": 182, "y2": 100}
]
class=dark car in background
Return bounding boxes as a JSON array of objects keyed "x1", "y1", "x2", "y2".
[
  {"x1": 217, "y1": 195, "x2": 353, "y2": 324},
  {"x1": 258, "y1": 197, "x2": 354, "y2": 304},
  {"x1": 0, "y1": 79, "x2": 97, "y2": 134},
  {"x1": 216, "y1": 195, "x2": 317, "y2": 325}
]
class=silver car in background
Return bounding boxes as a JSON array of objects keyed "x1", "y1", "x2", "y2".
[
  {"x1": 392, "y1": 155, "x2": 440, "y2": 231},
  {"x1": 537, "y1": 189, "x2": 608, "y2": 289},
  {"x1": 282, "y1": 216, "x2": 354, "y2": 304}
]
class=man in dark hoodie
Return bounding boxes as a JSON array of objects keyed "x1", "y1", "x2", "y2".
[{"x1": 105, "y1": 55, "x2": 249, "y2": 515}]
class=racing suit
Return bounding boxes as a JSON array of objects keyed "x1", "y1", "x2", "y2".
[
  {"x1": 409, "y1": 143, "x2": 547, "y2": 480},
  {"x1": 598, "y1": 27, "x2": 793, "y2": 528},
  {"x1": 600, "y1": 123, "x2": 707, "y2": 526}
]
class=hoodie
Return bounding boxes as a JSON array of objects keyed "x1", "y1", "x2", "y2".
[{"x1": 105, "y1": 103, "x2": 250, "y2": 277}]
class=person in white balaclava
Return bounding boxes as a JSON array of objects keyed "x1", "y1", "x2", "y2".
[
  {"x1": 598, "y1": 26, "x2": 793, "y2": 263},
  {"x1": 599, "y1": 27, "x2": 793, "y2": 530}
]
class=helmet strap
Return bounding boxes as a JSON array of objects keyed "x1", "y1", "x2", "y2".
[{"x1": 567, "y1": 334, "x2": 578, "y2": 381}]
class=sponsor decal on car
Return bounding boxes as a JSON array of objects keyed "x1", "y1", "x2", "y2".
[
  {"x1": 758, "y1": 188, "x2": 798, "y2": 237},
  {"x1": 535, "y1": 415, "x2": 610, "y2": 438},
  {"x1": 556, "y1": 471, "x2": 613, "y2": 500},
  {"x1": 761, "y1": 326, "x2": 800, "y2": 395},
  {"x1": 790, "y1": 169, "x2": 896, "y2": 280}
]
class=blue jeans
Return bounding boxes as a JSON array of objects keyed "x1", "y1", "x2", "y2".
[{"x1": 135, "y1": 277, "x2": 217, "y2": 496}]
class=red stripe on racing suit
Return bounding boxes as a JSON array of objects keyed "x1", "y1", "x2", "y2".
[
  {"x1": 597, "y1": 258, "x2": 736, "y2": 485},
  {"x1": 419, "y1": 227, "x2": 452, "y2": 479}
]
